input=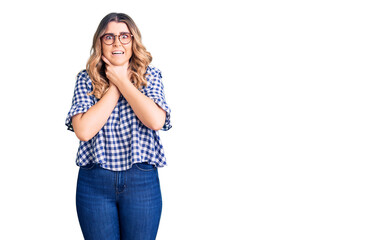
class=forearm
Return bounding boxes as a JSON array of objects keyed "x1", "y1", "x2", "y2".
[
  {"x1": 72, "y1": 86, "x2": 120, "y2": 141},
  {"x1": 117, "y1": 80, "x2": 166, "y2": 130}
]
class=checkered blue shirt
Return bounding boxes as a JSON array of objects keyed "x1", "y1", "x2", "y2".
[{"x1": 65, "y1": 65, "x2": 171, "y2": 171}]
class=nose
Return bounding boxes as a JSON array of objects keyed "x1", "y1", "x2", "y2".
[{"x1": 113, "y1": 35, "x2": 121, "y2": 47}]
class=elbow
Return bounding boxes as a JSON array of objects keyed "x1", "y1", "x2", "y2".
[
  {"x1": 79, "y1": 136, "x2": 92, "y2": 142},
  {"x1": 75, "y1": 130, "x2": 92, "y2": 142},
  {"x1": 149, "y1": 114, "x2": 166, "y2": 131},
  {"x1": 150, "y1": 122, "x2": 164, "y2": 131},
  {"x1": 72, "y1": 123, "x2": 92, "y2": 142},
  {"x1": 72, "y1": 114, "x2": 93, "y2": 142}
]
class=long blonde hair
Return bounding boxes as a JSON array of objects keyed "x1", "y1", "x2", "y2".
[{"x1": 86, "y1": 13, "x2": 152, "y2": 99}]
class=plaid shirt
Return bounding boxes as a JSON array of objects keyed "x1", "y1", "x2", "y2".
[{"x1": 65, "y1": 65, "x2": 171, "y2": 171}]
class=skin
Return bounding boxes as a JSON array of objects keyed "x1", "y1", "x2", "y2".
[
  {"x1": 71, "y1": 21, "x2": 166, "y2": 141},
  {"x1": 101, "y1": 21, "x2": 132, "y2": 91},
  {"x1": 101, "y1": 21, "x2": 133, "y2": 68}
]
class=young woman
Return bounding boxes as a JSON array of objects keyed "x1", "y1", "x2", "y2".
[{"x1": 65, "y1": 12, "x2": 171, "y2": 240}]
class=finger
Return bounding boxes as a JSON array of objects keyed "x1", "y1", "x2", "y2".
[{"x1": 101, "y1": 55, "x2": 111, "y2": 66}]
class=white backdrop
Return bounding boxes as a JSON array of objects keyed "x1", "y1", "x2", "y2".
[{"x1": 0, "y1": 0, "x2": 375, "y2": 239}]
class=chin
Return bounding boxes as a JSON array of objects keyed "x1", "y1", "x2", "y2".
[{"x1": 110, "y1": 59, "x2": 129, "y2": 66}]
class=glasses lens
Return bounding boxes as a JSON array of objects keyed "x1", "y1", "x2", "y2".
[
  {"x1": 119, "y1": 33, "x2": 131, "y2": 44},
  {"x1": 102, "y1": 34, "x2": 114, "y2": 45}
]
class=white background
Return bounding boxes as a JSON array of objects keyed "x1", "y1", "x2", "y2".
[{"x1": 0, "y1": 0, "x2": 375, "y2": 239}]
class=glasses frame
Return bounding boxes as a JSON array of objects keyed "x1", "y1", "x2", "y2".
[{"x1": 101, "y1": 33, "x2": 134, "y2": 45}]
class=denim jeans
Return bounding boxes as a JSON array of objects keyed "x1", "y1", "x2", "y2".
[{"x1": 76, "y1": 162, "x2": 162, "y2": 240}]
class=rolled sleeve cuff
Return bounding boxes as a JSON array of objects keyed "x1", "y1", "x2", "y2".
[
  {"x1": 151, "y1": 98, "x2": 172, "y2": 131},
  {"x1": 65, "y1": 103, "x2": 91, "y2": 132}
]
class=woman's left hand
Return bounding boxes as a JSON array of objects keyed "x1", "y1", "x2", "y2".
[{"x1": 102, "y1": 55, "x2": 131, "y2": 87}]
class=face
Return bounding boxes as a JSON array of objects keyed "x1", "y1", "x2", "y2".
[{"x1": 101, "y1": 21, "x2": 133, "y2": 66}]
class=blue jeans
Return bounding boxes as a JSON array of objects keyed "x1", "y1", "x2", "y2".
[{"x1": 76, "y1": 162, "x2": 162, "y2": 240}]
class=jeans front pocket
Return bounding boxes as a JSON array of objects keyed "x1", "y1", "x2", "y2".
[
  {"x1": 134, "y1": 162, "x2": 156, "y2": 172},
  {"x1": 79, "y1": 162, "x2": 97, "y2": 170}
]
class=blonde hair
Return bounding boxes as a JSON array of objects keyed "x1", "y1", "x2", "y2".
[{"x1": 86, "y1": 12, "x2": 152, "y2": 99}]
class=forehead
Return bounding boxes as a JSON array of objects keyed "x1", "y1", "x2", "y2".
[{"x1": 104, "y1": 21, "x2": 130, "y2": 33}]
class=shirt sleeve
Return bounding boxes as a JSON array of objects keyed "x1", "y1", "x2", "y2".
[
  {"x1": 65, "y1": 70, "x2": 95, "y2": 132},
  {"x1": 143, "y1": 68, "x2": 172, "y2": 131}
]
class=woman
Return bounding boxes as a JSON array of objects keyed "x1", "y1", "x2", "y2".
[{"x1": 65, "y1": 12, "x2": 171, "y2": 240}]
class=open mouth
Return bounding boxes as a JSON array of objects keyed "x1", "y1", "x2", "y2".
[{"x1": 112, "y1": 51, "x2": 124, "y2": 55}]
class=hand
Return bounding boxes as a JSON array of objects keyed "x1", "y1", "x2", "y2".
[{"x1": 102, "y1": 55, "x2": 131, "y2": 87}]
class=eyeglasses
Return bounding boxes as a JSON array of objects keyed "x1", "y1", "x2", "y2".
[{"x1": 101, "y1": 33, "x2": 133, "y2": 45}]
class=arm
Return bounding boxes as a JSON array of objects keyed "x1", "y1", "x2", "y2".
[
  {"x1": 71, "y1": 83, "x2": 121, "y2": 141},
  {"x1": 102, "y1": 56, "x2": 166, "y2": 131},
  {"x1": 117, "y1": 79, "x2": 166, "y2": 130}
]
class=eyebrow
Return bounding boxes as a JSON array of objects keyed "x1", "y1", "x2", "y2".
[{"x1": 103, "y1": 32, "x2": 131, "y2": 35}]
